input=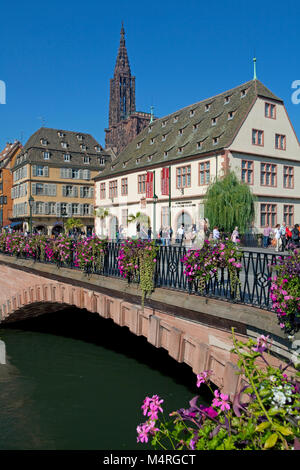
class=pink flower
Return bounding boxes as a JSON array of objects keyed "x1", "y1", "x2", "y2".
[
  {"x1": 212, "y1": 390, "x2": 230, "y2": 411},
  {"x1": 196, "y1": 370, "x2": 212, "y2": 388}
]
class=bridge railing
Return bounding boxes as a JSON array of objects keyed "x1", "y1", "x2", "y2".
[{"x1": 0, "y1": 241, "x2": 284, "y2": 312}]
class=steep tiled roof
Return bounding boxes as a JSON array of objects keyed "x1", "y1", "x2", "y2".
[
  {"x1": 13, "y1": 127, "x2": 110, "y2": 170},
  {"x1": 96, "y1": 79, "x2": 283, "y2": 179},
  {"x1": 0, "y1": 141, "x2": 22, "y2": 168}
]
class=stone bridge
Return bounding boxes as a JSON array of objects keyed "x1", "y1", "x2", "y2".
[{"x1": 0, "y1": 254, "x2": 297, "y2": 396}]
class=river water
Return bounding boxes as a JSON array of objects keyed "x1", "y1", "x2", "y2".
[{"x1": 0, "y1": 307, "x2": 208, "y2": 450}]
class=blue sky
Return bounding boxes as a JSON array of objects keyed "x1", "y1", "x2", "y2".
[{"x1": 1, "y1": 0, "x2": 300, "y2": 149}]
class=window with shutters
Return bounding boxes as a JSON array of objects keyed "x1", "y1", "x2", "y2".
[
  {"x1": 72, "y1": 168, "x2": 79, "y2": 179},
  {"x1": 36, "y1": 165, "x2": 44, "y2": 176},
  {"x1": 72, "y1": 203, "x2": 79, "y2": 215},
  {"x1": 36, "y1": 183, "x2": 44, "y2": 195},
  {"x1": 49, "y1": 202, "x2": 56, "y2": 214},
  {"x1": 83, "y1": 204, "x2": 90, "y2": 215}
]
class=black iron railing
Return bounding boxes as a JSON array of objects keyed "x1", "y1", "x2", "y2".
[{"x1": 0, "y1": 242, "x2": 285, "y2": 312}]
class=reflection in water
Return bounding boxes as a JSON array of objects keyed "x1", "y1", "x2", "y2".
[{"x1": 0, "y1": 307, "x2": 209, "y2": 450}]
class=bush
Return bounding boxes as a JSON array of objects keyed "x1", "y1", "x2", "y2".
[{"x1": 136, "y1": 329, "x2": 300, "y2": 450}]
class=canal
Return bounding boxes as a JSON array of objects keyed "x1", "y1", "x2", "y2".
[{"x1": 0, "y1": 307, "x2": 209, "y2": 450}]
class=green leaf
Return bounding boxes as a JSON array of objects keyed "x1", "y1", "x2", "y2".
[
  {"x1": 273, "y1": 425, "x2": 293, "y2": 436},
  {"x1": 264, "y1": 433, "x2": 278, "y2": 449},
  {"x1": 255, "y1": 421, "x2": 271, "y2": 432}
]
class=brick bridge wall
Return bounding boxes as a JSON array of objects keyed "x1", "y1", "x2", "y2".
[{"x1": 0, "y1": 255, "x2": 297, "y2": 397}]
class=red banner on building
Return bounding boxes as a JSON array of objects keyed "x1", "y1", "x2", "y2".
[
  {"x1": 146, "y1": 171, "x2": 154, "y2": 198},
  {"x1": 161, "y1": 167, "x2": 169, "y2": 196}
]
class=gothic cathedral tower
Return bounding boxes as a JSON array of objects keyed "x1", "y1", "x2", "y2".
[{"x1": 105, "y1": 24, "x2": 152, "y2": 156}]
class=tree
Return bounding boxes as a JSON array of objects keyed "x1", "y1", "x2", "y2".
[
  {"x1": 64, "y1": 218, "x2": 84, "y2": 234},
  {"x1": 127, "y1": 212, "x2": 150, "y2": 237},
  {"x1": 95, "y1": 208, "x2": 110, "y2": 237},
  {"x1": 204, "y1": 171, "x2": 256, "y2": 234}
]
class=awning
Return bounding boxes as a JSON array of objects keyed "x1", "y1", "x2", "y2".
[{"x1": 10, "y1": 221, "x2": 23, "y2": 227}]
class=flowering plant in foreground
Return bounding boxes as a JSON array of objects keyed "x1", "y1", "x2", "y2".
[
  {"x1": 74, "y1": 236, "x2": 107, "y2": 272},
  {"x1": 181, "y1": 240, "x2": 243, "y2": 295},
  {"x1": 270, "y1": 249, "x2": 300, "y2": 334},
  {"x1": 137, "y1": 329, "x2": 300, "y2": 450},
  {"x1": 117, "y1": 239, "x2": 158, "y2": 307}
]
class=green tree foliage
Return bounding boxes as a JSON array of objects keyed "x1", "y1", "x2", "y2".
[{"x1": 204, "y1": 172, "x2": 256, "y2": 233}]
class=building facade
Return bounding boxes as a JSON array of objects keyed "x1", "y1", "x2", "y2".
[
  {"x1": 94, "y1": 79, "x2": 300, "y2": 239},
  {"x1": 0, "y1": 141, "x2": 23, "y2": 229},
  {"x1": 104, "y1": 24, "x2": 152, "y2": 156},
  {"x1": 11, "y1": 128, "x2": 109, "y2": 235}
]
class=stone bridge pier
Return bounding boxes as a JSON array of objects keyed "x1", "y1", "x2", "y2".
[{"x1": 0, "y1": 255, "x2": 298, "y2": 397}]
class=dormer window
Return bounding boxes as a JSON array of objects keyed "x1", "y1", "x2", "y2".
[
  {"x1": 77, "y1": 134, "x2": 83, "y2": 141},
  {"x1": 162, "y1": 134, "x2": 167, "y2": 142},
  {"x1": 98, "y1": 157, "x2": 105, "y2": 165},
  {"x1": 43, "y1": 151, "x2": 50, "y2": 160},
  {"x1": 148, "y1": 126, "x2": 153, "y2": 133},
  {"x1": 213, "y1": 137, "x2": 219, "y2": 145},
  {"x1": 58, "y1": 131, "x2": 64, "y2": 138},
  {"x1": 241, "y1": 89, "x2": 247, "y2": 98},
  {"x1": 197, "y1": 141, "x2": 202, "y2": 150},
  {"x1": 64, "y1": 153, "x2": 71, "y2": 162},
  {"x1": 224, "y1": 96, "x2": 230, "y2": 104},
  {"x1": 211, "y1": 117, "x2": 217, "y2": 126},
  {"x1": 205, "y1": 104, "x2": 211, "y2": 112},
  {"x1": 164, "y1": 151, "x2": 168, "y2": 158},
  {"x1": 150, "y1": 138, "x2": 155, "y2": 145},
  {"x1": 178, "y1": 147, "x2": 183, "y2": 154},
  {"x1": 148, "y1": 155, "x2": 153, "y2": 162},
  {"x1": 136, "y1": 158, "x2": 140, "y2": 165},
  {"x1": 193, "y1": 123, "x2": 199, "y2": 131},
  {"x1": 83, "y1": 156, "x2": 90, "y2": 164},
  {"x1": 123, "y1": 162, "x2": 127, "y2": 168},
  {"x1": 81, "y1": 144, "x2": 87, "y2": 151},
  {"x1": 137, "y1": 142, "x2": 142, "y2": 149},
  {"x1": 95, "y1": 146, "x2": 101, "y2": 152},
  {"x1": 162, "y1": 120, "x2": 167, "y2": 127},
  {"x1": 228, "y1": 111, "x2": 235, "y2": 120},
  {"x1": 61, "y1": 142, "x2": 68, "y2": 149},
  {"x1": 190, "y1": 109, "x2": 195, "y2": 117},
  {"x1": 178, "y1": 128, "x2": 183, "y2": 135},
  {"x1": 41, "y1": 139, "x2": 48, "y2": 146},
  {"x1": 173, "y1": 115, "x2": 179, "y2": 123}
]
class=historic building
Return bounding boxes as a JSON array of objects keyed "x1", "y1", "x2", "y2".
[
  {"x1": 0, "y1": 141, "x2": 23, "y2": 229},
  {"x1": 94, "y1": 78, "x2": 300, "y2": 239},
  {"x1": 11, "y1": 127, "x2": 109, "y2": 235},
  {"x1": 104, "y1": 24, "x2": 152, "y2": 156}
]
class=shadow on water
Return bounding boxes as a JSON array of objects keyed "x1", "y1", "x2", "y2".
[{"x1": 2, "y1": 306, "x2": 210, "y2": 399}]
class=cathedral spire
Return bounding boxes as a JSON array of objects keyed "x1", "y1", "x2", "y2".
[{"x1": 109, "y1": 24, "x2": 136, "y2": 127}]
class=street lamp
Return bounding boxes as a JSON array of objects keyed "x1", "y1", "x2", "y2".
[{"x1": 28, "y1": 195, "x2": 34, "y2": 234}]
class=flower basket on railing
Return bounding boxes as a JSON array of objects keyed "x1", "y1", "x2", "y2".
[
  {"x1": 270, "y1": 249, "x2": 300, "y2": 335},
  {"x1": 181, "y1": 240, "x2": 243, "y2": 297},
  {"x1": 117, "y1": 239, "x2": 158, "y2": 308}
]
